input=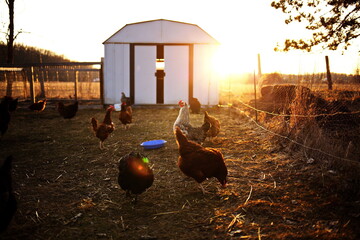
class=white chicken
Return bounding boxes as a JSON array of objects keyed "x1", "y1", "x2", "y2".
[
  {"x1": 173, "y1": 100, "x2": 191, "y2": 134},
  {"x1": 173, "y1": 100, "x2": 210, "y2": 144}
]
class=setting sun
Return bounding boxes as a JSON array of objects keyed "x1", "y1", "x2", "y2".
[
  {"x1": 212, "y1": 42, "x2": 360, "y2": 77},
  {"x1": 212, "y1": 44, "x2": 258, "y2": 77}
]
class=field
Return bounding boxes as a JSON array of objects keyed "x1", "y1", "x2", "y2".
[
  {"x1": 1, "y1": 102, "x2": 359, "y2": 239},
  {"x1": 0, "y1": 81, "x2": 100, "y2": 100}
]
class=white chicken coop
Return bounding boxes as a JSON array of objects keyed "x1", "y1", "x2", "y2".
[{"x1": 103, "y1": 19, "x2": 220, "y2": 105}]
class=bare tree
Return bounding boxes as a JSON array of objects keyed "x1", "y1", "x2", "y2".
[
  {"x1": 6, "y1": 0, "x2": 15, "y2": 64},
  {"x1": 271, "y1": 0, "x2": 360, "y2": 52},
  {"x1": 4, "y1": 0, "x2": 24, "y2": 96}
]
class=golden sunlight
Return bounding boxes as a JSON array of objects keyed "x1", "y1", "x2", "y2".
[{"x1": 212, "y1": 44, "x2": 257, "y2": 77}]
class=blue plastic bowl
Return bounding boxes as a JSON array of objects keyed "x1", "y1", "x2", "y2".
[{"x1": 140, "y1": 140, "x2": 167, "y2": 149}]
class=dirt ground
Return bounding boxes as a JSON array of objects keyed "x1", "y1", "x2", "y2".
[{"x1": 1, "y1": 102, "x2": 359, "y2": 240}]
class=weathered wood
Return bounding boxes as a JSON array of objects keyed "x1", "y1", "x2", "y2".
[
  {"x1": 74, "y1": 71, "x2": 79, "y2": 101},
  {"x1": 0, "y1": 62, "x2": 101, "y2": 68},
  {"x1": 100, "y1": 58, "x2": 104, "y2": 105},
  {"x1": 30, "y1": 67, "x2": 35, "y2": 103},
  {"x1": 325, "y1": 56, "x2": 333, "y2": 90}
]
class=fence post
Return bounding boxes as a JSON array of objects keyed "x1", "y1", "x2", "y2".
[
  {"x1": 325, "y1": 56, "x2": 333, "y2": 90},
  {"x1": 253, "y1": 70, "x2": 258, "y2": 122},
  {"x1": 74, "y1": 70, "x2": 78, "y2": 100},
  {"x1": 100, "y1": 58, "x2": 104, "y2": 105},
  {"x1": 257, "y1": 53, "x2": 262, "y2": 79},
  {"x1": 5, "y1": 71, "x2": 13, "y2": 97},
  {"x1": 40, "y1": 68, "x2": 46, "y2": 98},
  {"x1": 30, "y1": 66, "x2": 35, "y2": 103}
]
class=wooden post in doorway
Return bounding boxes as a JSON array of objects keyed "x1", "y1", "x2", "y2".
[{"x1": 325, "y1": 56, "x2": 333, "y2": 90}]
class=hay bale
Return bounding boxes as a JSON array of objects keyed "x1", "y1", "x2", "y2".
[{"x1": 261, "y1": 85, "x2": 311, "y2": 103}]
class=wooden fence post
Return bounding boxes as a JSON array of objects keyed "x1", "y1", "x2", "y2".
[
  {"x1": 5, "y1": 71, "x2": 13, "y2": 97},
  {"x1": 325, "y1": 56, "x2": 333, "y2": 90},
  {"x1": 253, "y1": 70, "x2": 258, "y2": 122},
  {"x1": 75, "y1": 70, "x2": 78, "y2": 100},
  {"x1": 257, "y1": 53, "x2": 262, "y2": 79},
  {"x1": 30, "y1": 66, "x2": 35, "y2": 103},
  {"x1": 100, "y1": 58, "x2": 104, "y2": 105},
  {"x1": 38, "y1": 68, "x2": 46, "y2": 98}
]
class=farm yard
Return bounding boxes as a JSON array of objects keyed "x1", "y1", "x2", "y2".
[
  {"x1": 1, "y1": 1, "x2": 360, "y2": 238},
  {"x1": 1, "y1": 98, "x2": 360, "y2": 239}
]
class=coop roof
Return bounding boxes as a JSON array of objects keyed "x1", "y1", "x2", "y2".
[{"x1": 103, "y1": 19, "x2": 219, "y2": 44}]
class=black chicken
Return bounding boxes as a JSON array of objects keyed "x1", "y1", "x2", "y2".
[
  {"x1": 118, "y1": 152, "x2": 154, "y2": 203},
  {"x1": 1, "y1": 96, "x2": 18, "y2": 112},
  {"x1": 57, "y1": 101, "x2": 79, "y2": 119},
  {"x1": 0, "y1": 100, "x2": 11, "y2": 137},
  {"x1": 0, "y1": 156, "x2": 17, "y2": 232}
]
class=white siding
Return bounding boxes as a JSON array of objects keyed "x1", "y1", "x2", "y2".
[
  {"x1": 134, "y1": 46, "x2": 157, "y2": 104},
  {"x1": 164, "y1": 45, "x2": 189, "y2": 104},
  {"x1": 193, "y1": 44, "x2": 219, "y2": 105},
  {"x1": 104, "y1": 44, "x2": 116, "y2": 104},
  {"x1": 103, "y1": 20, "x2": 220, "y2": 105},
  {"x1": 104, "y1": 44, "x2": 130, "y2": 104}
]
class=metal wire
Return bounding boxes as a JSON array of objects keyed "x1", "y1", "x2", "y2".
[
  {"x1": 237, "y1": 108, "x2": 360, "y2": 165},
  {"x1": 237, "y1": 99, "x2": 360, "y2": 118}
]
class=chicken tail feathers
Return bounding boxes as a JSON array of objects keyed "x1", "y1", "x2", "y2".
[
  {"x1": 201, "y1": 121, "x2": 211, "y2": 133},
  {"x1": 91, "y1": 118, "x2": 98, "y2": 132},
  {"x1": 127, "y1": 106, "x2": 132, "y2": 115},
  {"x1": 175, "y1": 126, "x2": 188, "y2": 146},
  {"x1": 204, "y1": 111, "x2": 209, "y2": 120}
]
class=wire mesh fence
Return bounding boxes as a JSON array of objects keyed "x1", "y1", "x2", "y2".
[
  {"x1": 0, "y1": 62, "x2": 102, "y2": 101},
  {"x1": 219, "y1": 74, "x2": 360, "y2": 168}
]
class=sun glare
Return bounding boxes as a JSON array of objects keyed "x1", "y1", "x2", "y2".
[{"x1": 212, "y1": 44, "x2": 258, "y2": 77}]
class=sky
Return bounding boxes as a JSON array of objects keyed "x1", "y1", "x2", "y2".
[{"x1": 0, "y1": 0, "x2": 359, "y2": 75}]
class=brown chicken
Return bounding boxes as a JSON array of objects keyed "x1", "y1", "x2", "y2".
[
  {"x1": 121, "y1": 92, "x2": 132, "y2": 106},
  {"x1": 29, "y1": 99, "x2": 47, "y2": 112},
  {"x1": 91, "y1": 105, "x2": 115, "y2": 149},
  {"x1": 118, "y1": 152, "x2": 154, "y2": 203},
  {"x1": 189, "y1": 97, "x2": 201, "y2": 114},
  {"x1": 57, "y1": 101, "x2": 78, "y2": 119},
  {"x1": 174, "y1": 127, "x2": 227, "y2": 193},
  {"x1": 119, "y1": 102, "x2": 132, "y2": 129},
  {"x1": 204, "y1": 111, "x2": 220, "y2": 140}
]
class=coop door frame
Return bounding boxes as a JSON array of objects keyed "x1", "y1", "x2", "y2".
[
  {"x1": 132, "y1": 45, "x2": 157, "y2": 104},
  {"x1": 163, "y1": 45, "x2": 190, "y2": 104},
  {"x1": 130, "y1": 43, "x2": 194, "y2": 105}
]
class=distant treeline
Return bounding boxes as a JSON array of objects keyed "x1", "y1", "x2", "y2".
[
  {"x1": 0, "y1": 43, "x2": 70, "y2": 64},
  {"x1": 236, "y1": 71, "x2": 360, "y2": 85},
  {"x1": 261, "y1": 72, "x2": 360, "y2": 85}
]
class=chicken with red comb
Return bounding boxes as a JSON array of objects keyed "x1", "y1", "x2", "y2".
[
  {"x1": 174, "y1": 126, "x2": 227, "y2": 193},
  {"x1": 91, "y1": 105, "x2": 115, "y2": 149}
]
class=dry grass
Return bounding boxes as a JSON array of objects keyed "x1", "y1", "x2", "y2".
[
  {"x1": 0, "y1": 82, "x2": 100, "y2": 100},
  {"x1": 0, "y1": 102, "x2": 359, "y2": 239},
  {"x1": 254, "y1": 86, "x2": 360, "y2": 200}
]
